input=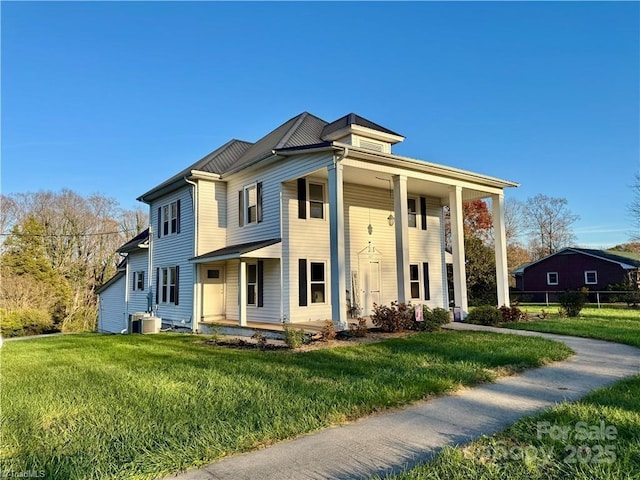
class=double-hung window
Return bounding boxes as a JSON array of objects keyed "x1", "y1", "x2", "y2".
[
  {"x1": 309, "y1": 183, "x2": 325, "y2": 219},
  {"x1": 245, "y1": 184, "x2": 257, "y2": 224},
  {"x1": 408, "y1": 198, "x2": 417, "y2": 228},
  {"x1": 159, "y1": 266, "x2": 178, "y2": 304},
  {"x1": 239, "y1": 182, "x2": 262, "y2": 226},
  {"x1": 133, "y1": 271, "x2": 145, "y2": 291},
  {"x1": 410, "y1": 264, "x2": 420, "y2": 299},
  {"x1": 310, "y1": 262, "x2": 326, "y2": 304},
  {"x1": 159, "y1": 200, "x2": 180, "y2": 237},
  {"x1": 247, "y1": 264, "x2": 257, "y2": 306}
]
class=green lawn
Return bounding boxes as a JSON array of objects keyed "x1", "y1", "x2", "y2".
[
  {"x1": 0, "y1": 331, "x2": 571, "y2": 480},
  {"x1": 386, "y1": 307, "x2": 640, "y2": 480},
  {"x1": 503, "y1": 307, "x2": 640, "y2": 348},
  {"x1": 388, "y1": 375, "x2": 640, "y2": 480}
]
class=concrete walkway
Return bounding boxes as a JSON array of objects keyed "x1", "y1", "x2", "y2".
[{"x1": 162, "y1": 323, "x2": 640, "y2": 480}]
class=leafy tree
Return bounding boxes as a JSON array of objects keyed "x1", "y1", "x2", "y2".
[
  {"x1": 1, "y1": 216, "x2": 72, "y2": 326},
  {"x1": 522, "y1": 194, "x2": 579, "y2": 259}
]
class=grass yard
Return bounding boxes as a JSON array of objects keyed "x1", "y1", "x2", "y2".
[
  {"x1": 0, "y1": 331, "x2": 571, "y2": 480},
  {"x1": 503, "y1": 307, "x2": 640, "y2": 348},
  {"x1": 387, "y1": 375, "x2": 640, "y2": 480},
  {"x1": 385, "y1": 307, "x2": 640, "y2": 480}
]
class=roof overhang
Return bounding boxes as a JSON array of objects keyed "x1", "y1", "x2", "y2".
[{"x1": 190, "y1": 238, "x2": 282, "y2": 264}]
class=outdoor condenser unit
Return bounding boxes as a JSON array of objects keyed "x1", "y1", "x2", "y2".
[{"x1": 130, "y1": 313, "x2": 162, "y2": 334}]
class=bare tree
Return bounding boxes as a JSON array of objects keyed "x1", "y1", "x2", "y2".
[
  {"x1": 1, "y1": 190, "x2": 149, "y2": 332},
  {"x1": 522, "y1": 194, "x2": 579, "y2": 260}
]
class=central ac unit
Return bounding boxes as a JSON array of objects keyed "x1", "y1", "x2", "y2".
[{"x1": 130, "y1": 312, "x2": 160, "y2": 334}]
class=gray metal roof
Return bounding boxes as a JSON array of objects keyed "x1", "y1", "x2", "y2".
[
  {"x1": 117, "y1": 228, "x2": 149, "y2": 253},
  {"x1": 321, "y1": 113, "x2": 402, "y2": 138},
  {"x1": 137, "y1": 112, "x2": 412, "y2": 203},
  {"x1": 190, "y1": 238, "x2": 281, "y2": 262},
  {"x1": 137, "y1": 139, "x2": 253, "y2": 202},
  {"x1": 224, "y1": 112, "x2": 328, "y2": 174}
]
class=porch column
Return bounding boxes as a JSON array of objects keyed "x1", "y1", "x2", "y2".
[
  {"x1": 393, "y1": 175, "x2": 410, "y2": 303},
  {"x1": 328, "y1": 160, "x2": 347, "y2": 329},
  {"x1": 192, "y1": 264, "x2": 200, "y2": 332},
  {"x1": 238, "y1": 260, "x2": 247, "y2": 326},
  {"x1": 492, "y1": 193, "x2": 510, "y2": 307},
  {"x1": 449, "y1": 186, "x2": 468, "y2": 315}
]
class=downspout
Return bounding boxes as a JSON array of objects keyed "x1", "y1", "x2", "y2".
[
  {"x1": 184, "y1": 177, "x2": 198, "y2": 332},
  {"x1": 147, "y1": 225, "x2": 154, "y2": 314}
]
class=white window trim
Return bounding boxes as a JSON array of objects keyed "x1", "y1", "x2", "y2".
[
  {"x1": 243, "y1": 183, "x2": 258, "y2": 226},
  {"x1": 585, "y1": 270, "x2": 598, "y2": 285},
  {"x1": 307, "y1": 181, "x2": 326, "y2": 220},
  {"x1": 547, "y1": 272, "x2": 559, "y2": 286},
  {"x1": 409, "y1": 263, "x2": 421, "y2": 300},
  {"x1": 162, "y1": 201, "x2": 179, "y2": 236},
  {"x1": 161, "y1": 266, "x2": 177, "y2": 304},
  {"x1": 407, "y1": 197, "x2": 418, "y2": 228},
  {"x1": 134, "y1": 271, "x2": 145, "y2": 291},
  {"x1": 309, "y1": 260, "x2": 327, "y2": 305},
  {"x1": 246, "y1": 262, "x2": 258, "y2": 307}
]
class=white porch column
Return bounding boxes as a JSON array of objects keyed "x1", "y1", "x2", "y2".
[
  {"x1": 492, "y1": 193, "x2": 510, "y2": 307},
  {"x1": 393, "y1": 175, "x2": 410, "y2": 303},
  {"x1": 238, "y1": 260, "x2": 247, "y2": 326},
  {"x1": 328, "y1": 160, "x2": 347, "y2": 329},
  {"x1": 449, "y1": 186, "x2": 468, "y2": 315},
  {"x1": 192, "y1": 264, "x2": 200, "y2": 332}
]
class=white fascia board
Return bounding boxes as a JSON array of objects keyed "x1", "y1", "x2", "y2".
[{"x1": 336, "y1": 143, "x2": 519, "y2": 190}]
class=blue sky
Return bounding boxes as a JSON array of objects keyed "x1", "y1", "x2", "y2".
[{"x1": 2, "y1": 1, "x2": 638, "y2": 248}]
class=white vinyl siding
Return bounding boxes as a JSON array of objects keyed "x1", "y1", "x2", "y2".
[
  {"x1": 224, "y1": 258, "x2": 281, "y2": 323},
  {"x1": 150, "y1": 186, "x2": 194, "y2": 325},
  {"x1": 98, "y1": 273, "x2": 126, "y2": 333},
  {"x1": 127, "y1": 250, "x2": 149, "y2": 314},
  {"x1": 197, "y1": 180, "x2": 227, "y2": 256},
  {"x1": 225, "y1": 152, "x2": 331, "y2": 247}
]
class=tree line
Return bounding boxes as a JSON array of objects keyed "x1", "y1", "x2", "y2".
[
  {"x1": 446, "y1": 194, "x2": 582, "y2": 305},
  {"x1": 0, "y1": 190, "x2": 147, "y2": 336}
]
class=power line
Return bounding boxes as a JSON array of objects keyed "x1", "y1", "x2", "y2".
[{"x1": 0, "y1": 229, "x2": 138, "y2": 238}]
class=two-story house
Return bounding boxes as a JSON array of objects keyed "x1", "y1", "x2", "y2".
[{"x1": 98, "y1": 112, "x2": 517, "y2": 333}]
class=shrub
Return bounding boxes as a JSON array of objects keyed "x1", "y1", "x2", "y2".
[
  {"x1": 251, "y1": 331, "x2": 268, "y2": 350},
  {"x1": 414, "y1": 306, "x2": 451, "y2": 332},
  {"x1": 558, "y1": 290, "x2": 588, "y2": 317},
  {"x1": 465, "y1": 306, "x2": 502, "y2": 326},
  {"x1": 282, "y1": 321, "x2": 305, "y2": 348},
  {"x1": 349, "y1": 317, "x2": 368, "y2": 337},
  {"x1": 499, "y1": 304, "x2": 526, "y2": 323},
  {"x1": 371, "y1": 302, "x2": 414, "y2": 332},
  {"x1": 0, "y1": 308, "x2": 54, "y2": 337},
  {"x1": 320, "y1": 320, "x2": 336, "y2": 341}
]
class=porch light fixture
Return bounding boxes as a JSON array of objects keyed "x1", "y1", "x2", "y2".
[
  {"x1": 376, "y1": 176, "x2": 395, "y2": 227},
  {"x1": 367, "y1": 209, "x2": 373, "y2": 235}
]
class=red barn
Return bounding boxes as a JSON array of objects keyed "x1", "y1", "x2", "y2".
[{"x1": 514, "y1": 248, "x2": 640, "y2": 294}]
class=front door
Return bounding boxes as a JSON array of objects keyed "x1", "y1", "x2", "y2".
[
  {"x1": 202, "y1": 266, "x2": 225, "y2": 320},
  {"x1": 364, "y1": 260, "x2": 381, "y2": 316}
]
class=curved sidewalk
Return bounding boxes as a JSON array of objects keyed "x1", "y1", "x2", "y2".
[{"x1": 163, "y1": 323, "x2": 640, "y2": 480}]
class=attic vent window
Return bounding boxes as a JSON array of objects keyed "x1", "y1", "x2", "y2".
[{"x1": 359, "y1": 139, "x2": 384, "y2": 152}]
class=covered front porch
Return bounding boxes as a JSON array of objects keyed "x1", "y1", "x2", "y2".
[
  {"x1": 190, "y1": 239, "x2": 283, "y2": 332},
  {"x1": 277, "y1": 144, "x2": 516, "y2": 326}
]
